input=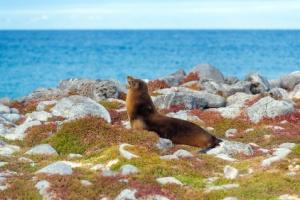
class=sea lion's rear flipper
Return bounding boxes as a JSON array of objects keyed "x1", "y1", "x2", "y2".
[{"x1": 198, "y1": 138, "x2": 222, "y2": 154}]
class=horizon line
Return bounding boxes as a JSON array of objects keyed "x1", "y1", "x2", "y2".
[{"x1": 1, "y1": 28, "x2": 300, "y2": 31}]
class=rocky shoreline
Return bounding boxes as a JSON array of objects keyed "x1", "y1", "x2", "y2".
[{"x1": 0, "y1": 64, "x2": 300, "y2": 200}]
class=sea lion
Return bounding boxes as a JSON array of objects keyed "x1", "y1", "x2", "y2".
[{"x1": 126, "y1": 76, "x2": 221, "y2": 152}]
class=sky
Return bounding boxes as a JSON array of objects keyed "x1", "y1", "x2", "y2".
[{"x1": 0, "y1": 0, "x2": 300, "y2": 29}]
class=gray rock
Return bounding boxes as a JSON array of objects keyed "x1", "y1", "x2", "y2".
[
  {"x1": 1, "y1": 113, "x2": 21, "y2": 123},
  {"x1": 59, "y1": 79, "x2": 120, "y2": 101},
  {"x1": 119, "y1": 144, "x2": 139, "y2": 160},
  {"x1": 0, "y1": 141, "x2": 20, "y2": 156},
  {"x1": 245, "y1": 73, "x2": 270, "y2": 94},
  {"x1": 224, "y1": 76, "x2": 239, "y2": 85},
  {"x1": 269, "y1": 79, "x2": 281, "y2": 89},
  {"x1": 205, "y1": 184, "x2": 239, "y2": 192},
  {"x1": 278, "y1": 194, "x2": 300, "y2": 200},
  {"x1": 156, "y1": 138, "x2": 173, "y2": 150},
  {"x1": 166, "y1": 110, "x2": 200, "y2": 121},
  {"x1": 261, "y1": 145, "x2": 293, "y2": 167},
  {"x1": 115, "y1": 189, "x2": 137, "y2": 200},
  {"x1": 80, "y1": 180, "x2": 93, "y2": 187},
  {"x1": 4, "y1": 120, "x2": 41, "y2": 140},
  {"x1": 269, "y1": 87, "x2": 289, "y2": 99},
  {"x1": 201, "y1": 80, "x2": 223, "y2": 94},
  {"x1": 224, "y1": 165, "x2": 239, "y2": 179},
  {"x1": 207, "y1": 139, "x2": 253, "y2": 157},
  {"x1": 191, "y1": 64, "x2": 225, "y2": 83},
  {"x1": 51, "y1": 95, "x2": 111, "y2": 123},
  {"x1": 280, "y1": 71, "x2": 300, "y2": 91},
  {"x1": 290, "y1": 83, "x2": 300, "y2": 99},
  {"x1": 25, "y1": 144, "x2": 58, "y2": 156},
  {"x1": 159, "y1": 69, "x2": 186, "y2": 86},
  {"x1": 36, "y1": 161, "x2": 73, "y2": 175},
  {"x1": 223, "y1": 197, "x2": 238, "y2": 200},
  {"x1": 173, "y1": 149, "x2": 193, "y2": 158},
  {"x1": 0, "y1": 97, "x2": 10, "y2": 105},
  {"x1": 156, "y1": 177, "x2": 183, "y2": 185},
  {"x1": 226, "y1": 93, "x2": 255, "y2": 107},
  {"x1": 216, "y1": 106, "x2": 242, "y2": 119},
  {"x1": 225, "y1": 129, "x2": 238, "y2": 138},
  {"x1": 246, "y1": 96, "x2": 294, "y2": 123},
  {"x1": 21, "y1": 88, "x2": 66, "y2": 102},
  {"x1": 35, "y1": 180, "x2": 57, "y2": 200},
  {"x1": 36, "y1": 100, "x2": 57, "y2": 111},
  {"x1": 160, "y1": 154, "x2": 179, "y2": 160},
  {"x1": 223, "y1": 81, "x2": 252, "y2": 96},
  {"x1": 0, "y1": 104, "x2": 10, "y2": 114},
  {"x1": 26, "y1": 111, "x2": 52, "y2": 122},
  {"x1": 279, "y1": 143, "x2": 296, "y2": 149},
  {"x1": 153, "y1": 90, "x2": 225, "y2": 110},
  {"x1": 120, "y1": 164, "x2": 139, "y2": 175}
]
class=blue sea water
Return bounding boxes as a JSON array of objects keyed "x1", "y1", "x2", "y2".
[{"x1": 0, "y1": 30, "x2": 300, "y2": 98}]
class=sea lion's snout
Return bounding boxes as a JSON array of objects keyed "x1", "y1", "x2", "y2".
[
  {"x1": 127, "y1": 76, "x2": 135, "y2": 89},
  {"x1": 127, "y1": 76, "x2": 134, "y2": 82}
]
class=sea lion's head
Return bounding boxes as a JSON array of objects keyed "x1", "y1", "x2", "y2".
[{"x1": 127, "y1": 76, "x2": 148, "y2": 92}]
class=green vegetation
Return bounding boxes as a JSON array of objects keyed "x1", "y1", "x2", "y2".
[{"x1": 46, "y1": 116, "x2": 158, "y2": 155}]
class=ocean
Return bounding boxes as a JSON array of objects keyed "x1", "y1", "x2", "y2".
[{"x1": 0, "y1": 30, "x2": 300, "y2": 98}]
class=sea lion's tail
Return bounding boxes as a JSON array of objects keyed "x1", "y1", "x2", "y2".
[{"x1": 198, "y1": 137, "x2": 222, "y2": 154}]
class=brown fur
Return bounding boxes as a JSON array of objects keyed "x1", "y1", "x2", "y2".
[{"x1": 126, "y1": 76, "x2": 221, "y2": 149}]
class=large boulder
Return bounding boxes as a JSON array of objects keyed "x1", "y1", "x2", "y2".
[
  {"x1": 51, "y1": 95, "x2": 111, "y2": 123},
  {"x1": 59, "y1": 79, "x2": 120, "y2": 101},
  {"x1": 280, "y1": 71, "x2": 300, "y2": 91},
  {"x1": 245, "y1": 73, "x2": 270, "y2": 94},
  {"x1": 20, "y1": 88, "x2": 66, "y2": 102},
  {"x1": 36, "y1": 161, "x2": 73, "y2": 175},
  {"x1": 246, "y1": 96, "x2": 294, "y2": 123},
  {"x1": 207, "y1": 140, "x2": 254, "y2": 157},
  {"x1": 269, "y1": 87, "x2": 289, "y2": 100},
  {"x1": 25, "y1": 144, "x2": 58, "y2": 156},
  {"x1": 226, "y1": 92, "x2": 255, "y2": 107},
  {"x1": 153, "y1": 90, "x2": 225, "y2": 109},
  {"x1": 0, "y1": 104, "x2": 10, "y2": 114},
  {"x1": 159, "y1": 69, "x2": 186, "y2": 86},
  {"x1": 190, "y1": 64, "x2": 225, "y2": 83},
  {"x1": 3, "y1": 120, "x2": 41, "y2": 140},
  {"x1": 200, "y1": 80, "x2": 252, "y2": 97},
  {"x1": 289, "y1": 83, "x2": 300, "y2": 99}
]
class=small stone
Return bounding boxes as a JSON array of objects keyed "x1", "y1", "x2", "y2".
[
  {"x1": 156, "y1": 138, "x2": 173, "y2": 150},
  {"x1": 120, "y1": 164, "x2": 139, "y2": 176},
  {"x1": 115, "y1": 189, "x2": 137, "y2": 200},
  {"x1": 279, "y1": 143, "x2": 296, "y2": 150},
  {"x1": 119, "y1": 144, "x2": 139, "y2": 160},
  {"x1": 0, "y1": 104, "x2": 10, "y2": 114},
  {"x1": 244, "y1": 128, "x2": 254, "y2": 133},
  {"x1": 0, "y1": 142, "x2": 20, "y2": 156},
  {"x1": 206, "y1": 127, "x2": 214, "y2": 132},
  {"x1": 205, "y1": 184, "x2": 239, "y2": 192},
  {"x1": 225, "y1": 129, "x2": 238, "y2": 138},
  {"x1": 26, "y1": 111, "x2": 52, "y2": 122},
  {"x1": 25, "y1": 144, "x2": 58, "y2": 156},
  {"x1": 223, "y1": 197, "x2": 238, "y2": 200},
  {"x1": 68, "y1": 153, "x2": 83, "y2": 159},
  {"x1": 224, "y1": 165, "x2": 239, "y2": 179},
  {"x1": 102, "y1": 169, "x2": 117, "y2": 177},
  {"x1": 278, "y1": 194, "x2": 300, "y2": 200},
  {"x1": 36, "y1": 161, "x2": 73, "y2": 175},
  {"x1": 160, "y1": 154, "x2": 179, "y2": 160},
  {"x1": 156, "y1": 177, "x2": 183, "y2": 185},
  {"x1": 81, "y1": 180, "x2": 93, "y2": 187},
  {"x1": 173, "y1": 149, "x2": 193, "y2": 158}
]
